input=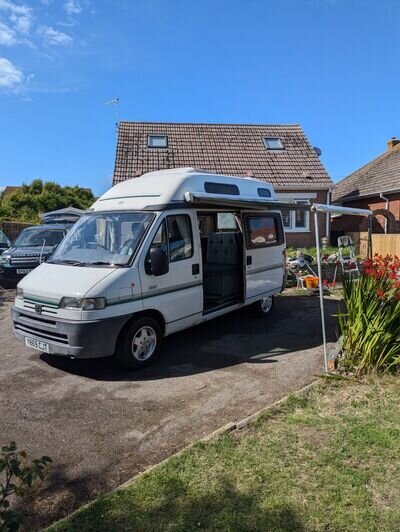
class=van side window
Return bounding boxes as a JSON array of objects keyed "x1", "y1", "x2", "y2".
[
  {"x1": 245, "y1": 215, "x2": 280, "y2": 248},
  {"x1": 167, "y1": 215, "x2": 193, "y2": 262},
  {"x1": 151, "y1": 220, "x2": 168, "y2": 254}
]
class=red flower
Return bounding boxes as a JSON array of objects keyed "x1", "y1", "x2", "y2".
[{"x1": 376, "y1": 289, "x2": 386, "y2": 299}]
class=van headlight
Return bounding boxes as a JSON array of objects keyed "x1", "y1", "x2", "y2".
[
  {"x1": 16, "y1": 286, "x2": 23, "y2": 299},
  {"x1": 0, "y1": 255, "x2": 10, "y2": 265},
  {"x1": 59, "y1": 297, "x2": 107, "y2": 310}
]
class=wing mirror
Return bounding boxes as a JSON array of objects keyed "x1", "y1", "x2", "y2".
[{"x1": 149, "y1": 247, "x2": 169, "y2": 276}]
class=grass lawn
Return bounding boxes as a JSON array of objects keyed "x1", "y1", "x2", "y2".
[{"x1": 49, "y1": 376, "x2": 400, "y2": 532}]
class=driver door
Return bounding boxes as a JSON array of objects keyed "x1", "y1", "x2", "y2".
[{"x1": 138, "y1": 211, "x2": 203, "y2": 329}]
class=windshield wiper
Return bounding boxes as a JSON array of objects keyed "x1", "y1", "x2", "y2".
[
  {"x1": 85, "y1": 261, "x2": 124, "y2": 267},
  {"x1": 48, "y1": 259, "x2": 86, "y2": 266}
]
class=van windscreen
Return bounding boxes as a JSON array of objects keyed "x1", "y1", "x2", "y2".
[{"x1": 49, "y1": 212, "x2": 154, "y2": 267}]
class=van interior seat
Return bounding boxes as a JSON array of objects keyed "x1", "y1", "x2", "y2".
[{"x1": 203, "y1": 232, "x2": 242, "y2": 299}]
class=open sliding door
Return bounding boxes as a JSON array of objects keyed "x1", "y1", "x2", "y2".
[{"x1": 241, "y1": 211, "x2": 286, "y2": 301}]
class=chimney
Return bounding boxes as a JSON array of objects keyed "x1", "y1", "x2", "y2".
[{"x1": 387, "y1": 137, "x2": 400, "y2": 151}]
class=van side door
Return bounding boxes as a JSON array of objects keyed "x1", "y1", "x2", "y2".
[
  {"x1": 242, "y1": 211, "x2": 285, "y2": 300},
  {"x1": 138, "y1": 211, "x2": 203, "y2": 331}
]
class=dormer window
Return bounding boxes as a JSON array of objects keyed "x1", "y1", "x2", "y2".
[
  {"x1": 263, "y1": 137, "x2": 284, "y2": 150},
  {"x1": 148, "y1": 135, "x2": 168, "y2": 148}
]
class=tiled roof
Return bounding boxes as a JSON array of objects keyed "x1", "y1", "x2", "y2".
[
  {"x1": 333, "y1": 143, "x2": 400, "y2": 202},
  {"x1": 113, "y1": 122, "x2": 332, "y2": 189}
]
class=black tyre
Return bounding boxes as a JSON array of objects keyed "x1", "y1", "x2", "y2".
[
  {"x1": 115, "y1": 316, "x2": 162, "y2": 370},
  {"x1": 253, "y1": 295, "x2": 275, "y2": 318}
]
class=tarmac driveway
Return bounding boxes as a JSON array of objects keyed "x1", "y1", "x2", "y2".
[{"x1": 0, "y1": 288, "x2": 338, "y2": 529}]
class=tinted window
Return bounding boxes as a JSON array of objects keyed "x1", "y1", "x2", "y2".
[
  {"x1": 15, "y1": 229, "x2": 65, "y2": 247},
  {"x1": 246, "y1": 215, "x2": 279, "y2": 248},
  {"x1": 167, "y1": 215, "x2": 193, "y2": 262},
  {"x1": 257, "y1": 188, "x2": 271, "y2": 198},
  {"x1": 204, "y1": 182, "x2": 240, "y2": 195}
]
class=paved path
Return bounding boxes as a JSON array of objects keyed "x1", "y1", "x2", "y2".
[{"x1": 0, "y1": 289, "x2": 337, "y2": 529}]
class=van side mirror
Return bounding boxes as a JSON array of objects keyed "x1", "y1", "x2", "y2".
[{"x1": 149, "y1": 247, "x2": 169, "y2": 276}]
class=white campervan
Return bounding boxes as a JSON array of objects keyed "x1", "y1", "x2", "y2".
[{"x1": 12, "y1": 168, "x2": 286, "y2": 369}]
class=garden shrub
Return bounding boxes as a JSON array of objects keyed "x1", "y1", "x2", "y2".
[
  {"x1": 338, "y1": 254, "x2": 400, "y2": 375},
  {"x1": 0, "y1": 442, "x2": 51, "y2": 531}
]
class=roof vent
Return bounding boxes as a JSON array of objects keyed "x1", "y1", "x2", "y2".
[
  {"x1": 387, "y1": 137, "x2": 400, "y2": 151},
  {"x1": 302, "y1": 171, "x2": 312, "y2": 180}
]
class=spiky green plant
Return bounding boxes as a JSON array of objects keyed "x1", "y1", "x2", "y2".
[{"x1": 338, "y1": 255, "x2": 400, "y2": 375}]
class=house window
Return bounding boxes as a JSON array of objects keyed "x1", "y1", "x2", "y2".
[
  {"x1": 294, "y1": 200, "x2": 309, "y2": 229},
  {"x1": 263, "y1": 137, "x2": 284, "y2": 150},
  {"x1": 280, "y1": 207, "x2": 292, "y2": 229},
  {"x1": 280, "y1": 200, "x2": 310, "y2": 232},
  {"x1": 148, "y1": 135, "x2": 168, "y2": 148}
]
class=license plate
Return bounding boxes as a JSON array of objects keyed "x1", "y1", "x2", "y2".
[
  {"x1": 25, "y1": 337, "x2": 50, "y2": 353},
  {"x1": 17, "y1": 269, "x2": 33, "y2": 275}
]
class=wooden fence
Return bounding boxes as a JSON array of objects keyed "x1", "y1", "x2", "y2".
[
  {"x1": 348, "y1": 232, "x2": 400, "y2": 258},
  {"x1": 0, "y1": 221, "x2": 36, "y2": 241}
]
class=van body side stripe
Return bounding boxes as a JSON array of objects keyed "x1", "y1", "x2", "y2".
[
  {"x1": 246, "y1": 263, "x2": 282, "y2": 275},
  {"x1": 107, "y1": 280, "x2": 202, "y2": 306}
]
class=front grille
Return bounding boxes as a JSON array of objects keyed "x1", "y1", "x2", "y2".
[
  {"x1": 14, "y1": 322, "x2": 68, "y2": 344},
  {"x1": 10, "y1": 256, "x2": 41, "y2": 265},
  {"x1": 23, "y1": 298, "x2": 58, "y2": 316}
]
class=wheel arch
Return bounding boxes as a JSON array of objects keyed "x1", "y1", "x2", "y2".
[{"x1": 116, "y1": 308, "x2": 166, "y2": 349}]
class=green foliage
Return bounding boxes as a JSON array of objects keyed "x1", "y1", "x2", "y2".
[
  {"x1": 0, "y1": 180, "x2": 95, "y2": 223},
  {"x1": 286, "y1": 245, "x2": 338, "y2": 259},
  {"x1": 338, "y1": 255, "x2": 400, "y2": 375},
  {"x1": 0, "y1": 442, "x2": 52, "y2": 531}
]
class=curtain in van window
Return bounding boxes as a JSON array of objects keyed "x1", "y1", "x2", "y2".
[{"x1": 167, "y1": 215, "x2": 192, "y2": 262}]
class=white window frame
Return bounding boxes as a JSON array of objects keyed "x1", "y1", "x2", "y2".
[
  {"x1": 147, "y1": 134, "x2": 168, "y2": 148},
  {"x1": 276, "y1": 193, "x2": 313, "y2": 232},
  {"x1": 263, "y1": 137, "x2": 284, "y2": 150}
]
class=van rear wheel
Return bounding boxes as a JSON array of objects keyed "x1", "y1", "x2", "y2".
[
  {"x1": 115, "y1": 317, "x2": 162, "y2": 370},
  {"x1": 253, "y1": 295, "x2": 274, "y2": 317}
]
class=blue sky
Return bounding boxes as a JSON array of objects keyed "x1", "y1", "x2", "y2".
[{"x1": 0, "y1": 0, "x2": 399, "y2": 195}]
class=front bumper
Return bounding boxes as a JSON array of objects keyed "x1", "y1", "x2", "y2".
[
  {"x1": 12, "y1": 306, "x2": 130, "y2": 359},
  {"x1": 0, "y1": 264, "x2": 37, "y2": 284}
]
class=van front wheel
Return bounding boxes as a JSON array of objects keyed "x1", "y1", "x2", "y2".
[
  {"x1": 253, "y1": 296, "x2": 274, "y2": 317},
  {"x1": 116, "y1": 317, "x2": 162, "y2": 370}
]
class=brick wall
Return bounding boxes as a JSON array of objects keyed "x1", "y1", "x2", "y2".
[
  {"x1": 282, "y1": 189, "x2": 329, "y2": 248},
  {"x1": 331, "y1": 193, "x2": 400, "y2": 234}
]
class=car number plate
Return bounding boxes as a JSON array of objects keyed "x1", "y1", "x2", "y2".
[
  {"x1": 25, "y1": 337, "x2": 50, "y2": 353},
  {"x1": 17, "y1": 268, "x2": 33, "y2": 274}
]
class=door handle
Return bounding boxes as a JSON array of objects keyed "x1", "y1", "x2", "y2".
[
  {"x1": 246, "y1": 255, "x2": 252, "y2": 265},
  {"x1": 192, "y1": 263, "x2": 200, "y2": 275}
]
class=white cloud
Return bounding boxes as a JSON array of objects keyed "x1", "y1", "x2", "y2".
[
  {"x1": 63, "y1": 0, "x2": 81, "y2": 15},
  {"x1": 0, "y1": 21, "x2": 16, "y2": 45},
  {"x1": 0, "y1": 0, "x2": 31, "y2": 16},
  {"x1": 0, "y1": 1, "x2": 33, "y2": 45},
  {"x1": 10, "y1": 12, "x2": 31, "y2": 33},
  {"x1": 37, "y1": 25, "x2": 73, "y2": 46},
  {"x1": 0, "y1": 56, "x2": 23, "y2": 89}
]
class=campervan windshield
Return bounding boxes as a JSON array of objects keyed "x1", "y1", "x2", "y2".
[{"x1": 49, "y1": 212, "x2": 154, "y2": 266}]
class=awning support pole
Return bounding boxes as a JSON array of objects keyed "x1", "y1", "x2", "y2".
[
  {"x1": 367, "y1": 216, "x2": 373, "y2": 259},
  {"x1": 313, "y1": 208, "x2": 328, "y2": 373}
]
